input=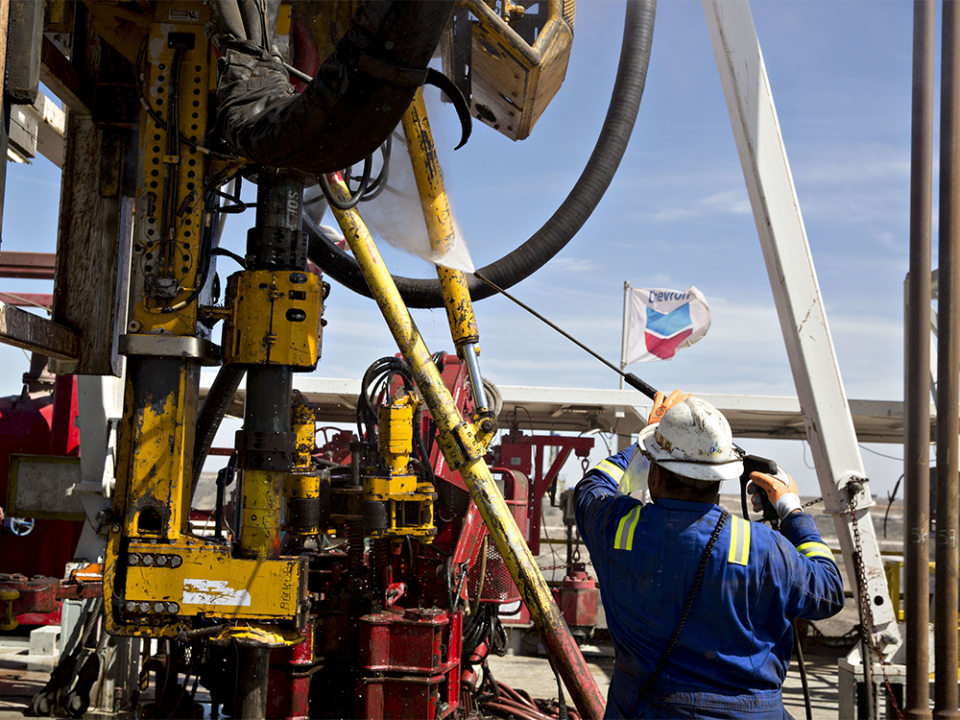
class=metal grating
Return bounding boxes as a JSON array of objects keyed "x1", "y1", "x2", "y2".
[{"x1": 468, "y1": 536, "x2": 520, "y2": 604}]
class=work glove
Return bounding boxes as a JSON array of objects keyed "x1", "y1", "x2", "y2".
[
  {"x1": 647, "y1": 389, "x2": 691, "y2": 426},
  {"x1": 748, "y1": 470, "x2": 802, "y2": 521}
]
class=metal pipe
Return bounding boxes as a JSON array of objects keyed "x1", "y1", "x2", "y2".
[
  {"x1": 235, "y1": 644, "x2": 271, "y2": 720},
  {"x1": 400, "y1": 91, "x2": 475, "y2": 340},
  {"x1": 935, "y1": 1, "x2": 960, "y2": 715},
  {"x1": 0, "y1": 0, "x2": 10, "y2": 248},
  {"x1": 619, "y1": 281, "x2": 631, "y2": 389},
  {"x1": 244, "y1": 366, "x2": 293, "y2": 434},
  {"x1": 329, "y1": 178, "x2": 606, "y2": 720},
  {"x1": 237, "y1": 169, "x2": 305, "y2": 562},
  {"x1": 905, "y1": 2, "x2": 934, "y2": 717},
  {"x1": 238, "y1": 366, "x2": 292, "y2": 561},
  {"x1": 461, "y1": 341, "x2": 491, "y2": 410},
  {"x1": 401, "y1": 90, "x2": 490, "y2": 415}
]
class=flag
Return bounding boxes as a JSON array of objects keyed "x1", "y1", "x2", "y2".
[{"x1": 624, "y1": 287, "x2": 711, "y2": 363}]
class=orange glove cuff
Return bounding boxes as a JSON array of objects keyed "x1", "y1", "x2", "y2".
[{"x1": 646, "y1": 389, "x2": 691, "y2": 426}]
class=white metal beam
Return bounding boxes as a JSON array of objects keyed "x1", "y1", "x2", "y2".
[
  {"x1": 703, "y1": 0, "x2": 900, "y2": 653},
  {"x1": 8, "y1": 91, "x2": 65, "y2": 167},
  {"x1": 200, "y1": 373, "x2": 925, "y2": 444}
]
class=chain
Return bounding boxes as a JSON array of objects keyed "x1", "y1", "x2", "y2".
[
  {"x1": 846, "y1": 481, "x2": 903, "y2": 720},
  {"x1": 802, "y1": 496, "x2": 823, "y2": 509}
]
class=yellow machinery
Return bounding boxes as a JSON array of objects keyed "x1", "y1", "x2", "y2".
[{"x1": 0, "y1": 0, "x2": 657, "y2": 717}]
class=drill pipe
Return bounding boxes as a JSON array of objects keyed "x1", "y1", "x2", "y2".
[
  {"x1": 329, "y1": 177, "x2": 605, "y2": 720},
  {"x1": 936, "y1": 1, "x2": 960, "y2": 715},
  {"x1": 904, "y1": 0, "x2": 934, "y2": 716}
]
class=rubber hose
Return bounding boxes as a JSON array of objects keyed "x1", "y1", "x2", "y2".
[
  {"x1": 307, "y1": 0, "x2": 657, "y2": 308},
  {"x1": 216, "y1": 1, "x2": 455, "y2": 174},
  {"x1": 191, "y1": 365, "x2": 246, "y2": 501}
]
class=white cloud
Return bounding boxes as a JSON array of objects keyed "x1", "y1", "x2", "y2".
[
  {"x1": 551, "y1": 257, "x2": 599, "y2": 273},
  {"x1": 646, "y1": 187, "x2": 752, "y2": 223}
]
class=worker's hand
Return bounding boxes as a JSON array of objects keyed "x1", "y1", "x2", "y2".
[
  {"x1": 647, "y1": 389, "x2": 691, "y2": 426},
  {"x1": 748, "y1": 470, "x2": 802, "y2": 520}
]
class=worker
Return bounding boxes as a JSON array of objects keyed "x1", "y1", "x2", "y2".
[{"x1": 575, "y1": 391, "x2": 844, "y2": 719}]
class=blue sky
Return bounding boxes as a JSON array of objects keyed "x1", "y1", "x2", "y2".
[{"x1": 0, "y1": 1, "x2": 925, "y2": 500}]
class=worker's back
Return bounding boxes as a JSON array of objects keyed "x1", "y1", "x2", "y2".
[{"x1": 575, "y1": 448, "x2": 845, "y2": 719}]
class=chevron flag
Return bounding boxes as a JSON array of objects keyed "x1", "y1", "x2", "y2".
[{"x1": 624, "y1": 287, "x2": 711, "y2": 363}]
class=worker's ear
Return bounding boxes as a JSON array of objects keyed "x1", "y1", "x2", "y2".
[{"x1": 647, "y1": 463, "x2": 663, "y2": 499}]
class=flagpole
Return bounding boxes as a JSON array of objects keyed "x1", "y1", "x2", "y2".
[{"x1": 619, "y1": 281, "x2": 630, "y2": 389}]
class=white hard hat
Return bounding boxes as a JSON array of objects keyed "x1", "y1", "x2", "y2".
[{"x1": 637, "y1": 396, "x2": 744, "y2": 482}]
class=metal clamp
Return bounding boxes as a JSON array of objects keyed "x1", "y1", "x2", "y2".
[
  {"x1": 236, "y1": 430, "x2": 296, "y2": 471},
  {"x1": 119, "y1": 334, "x2": 221, "y2": 365},
  {"x1": 436, "y1": 422, "x2": 484, "y2": 471}
]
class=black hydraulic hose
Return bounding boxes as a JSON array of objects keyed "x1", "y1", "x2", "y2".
[
  {"x1": 216, "y1": 1, "x2": 455, "y2": 174},
  {"x1": 191, "y1": 365, "x2": 246, "y2": 501},
  {"x1": 307, "y1": 0, "x2": 657, "y2": 308}
]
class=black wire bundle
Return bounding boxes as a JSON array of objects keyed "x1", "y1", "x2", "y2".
[
  {"x1": 462, "y1": 604, "x2": 508, "y2": 658},
  {"x1": 318, "y1": 134, "x2": 393, "y2": 210},
  {"x1": 357, "y1": 357, "x2": 414, "y2": 442},
  {"x1": 356, "y1": 356, "x2": 433, "y2": 482}
]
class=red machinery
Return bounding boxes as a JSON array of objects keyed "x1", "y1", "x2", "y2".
[
  {"x1": 494, "y1": 429, "x2": 593, "y2": 556},
  {"x1": 220, "y1": 353, "x2": 536, "y2": 720},
  {"x1": 2, "y1": 351, "x2": 598, "y2": 718},
  {"x1": 0, "y1": 357, "x2": 84, "y2": 627}
]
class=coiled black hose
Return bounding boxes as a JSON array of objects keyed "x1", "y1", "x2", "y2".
[{"x1": 307, "y1": 0, "x2": 657, "y2": 308}]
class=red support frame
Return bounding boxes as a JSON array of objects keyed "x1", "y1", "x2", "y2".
[{"x1": 497, "y1": 433, "x2": 593, "y2": 555}]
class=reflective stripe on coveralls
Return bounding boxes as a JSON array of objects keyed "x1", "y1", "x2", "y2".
[
  {"x1": 796, "y1": 541, "x2": 835, "y2": 562},
  {"x1": 614, "y1": 506, "x2": 642, "y2": 550},
  {"x1": 594, "y1": 459, "x2": 625, "y2": 483},
  {"x1": 727, "y1": 514, "x2": 751, "y2": 566},
  {"x1": 614, "y1": 505, "x2": 754, "y2": 566}
]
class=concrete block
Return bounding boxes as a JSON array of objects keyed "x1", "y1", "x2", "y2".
[{"x1": 29, "y1": 625, "x2": 60, "y2": 657}]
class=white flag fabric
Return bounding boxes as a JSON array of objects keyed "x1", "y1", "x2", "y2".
[{"x1": 624, "y1": 287, "x2": 711, "y2": 363}]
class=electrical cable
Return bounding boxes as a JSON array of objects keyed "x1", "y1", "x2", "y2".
[
  {"x1": 211, "y1": 247, "x2": 248, "y2": 269},
  {"x1": 307, "y1": 0, "x2": 657, "y2": 308},
  {"x1": 135, "y1": 38, "x2": 239, "y2": 160},
  {"x1": 793, "y1": 622, "x2": 813, "y2": 720},
  {"x1": 161, "y1": 164, "x2": 244, "y2": 314},
  {"x1": 361, "y1": 135, "x2": 393, "y2": 201},
  {"x1": 318, "y1": 154, "x2": 373, "y2": 210},
  {"x1": 470, "y1": 535, "x2": 488, "y2": 618},
  {"x1": 473, "y1": 272, "x2": 657, "y2": 398},
  {"x1": 547, "y1": 656, "x2": 569, "y2": 720},
  {"x1": 161, "y1": 45, "x2": 186, "y2": 277},
  {"x1": 161, "y1": 195, "x2": 218, "y2": 312},
  {"x1": 883, "y1": 474, "x2": 904, "y2": 539},
  {"x1": 357, "y1": 356, "x2": 417, "y2": 445},
  {"x1": 858, "y1": 444, "x2": 904, "y2": 462}
]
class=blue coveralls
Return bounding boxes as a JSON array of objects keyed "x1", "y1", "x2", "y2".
[{"x1": 575, "y1": 446, "x2": 845, "y2": 719}]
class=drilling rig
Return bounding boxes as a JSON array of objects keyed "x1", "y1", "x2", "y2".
[{"x1": 0, "y1": 1, "x2": 655, "y2": 717}]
